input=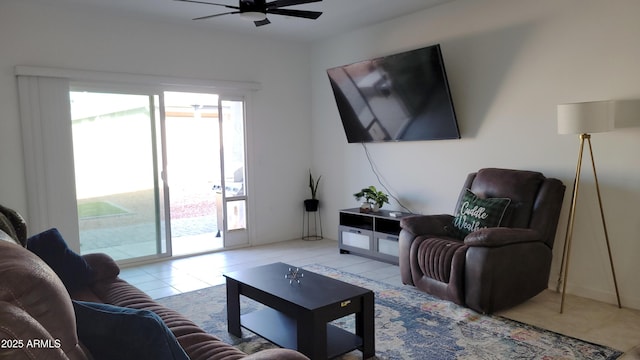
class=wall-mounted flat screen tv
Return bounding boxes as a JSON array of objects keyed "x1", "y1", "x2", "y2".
[{"x1": 327, "y1": 44, "x2": 460, "y2": 143}]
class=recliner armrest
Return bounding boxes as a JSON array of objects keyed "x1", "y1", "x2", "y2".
[
  {"x1": 400, "y1": 214, "x2": 454, "y2": 237},
  {"x1": 464, "y1": 228, "x2": 542, "y2": 247},
  {"x1": 82, "y1": 253, "x2": 120, "y2": 282}
]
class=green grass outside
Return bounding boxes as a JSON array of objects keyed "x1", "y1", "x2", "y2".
[{"x1": 78, "y1": 201, "x2": 129, "y2": 219}]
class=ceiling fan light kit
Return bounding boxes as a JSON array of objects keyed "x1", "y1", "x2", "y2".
[
  {"x1": 240, "y1": 11, "x2": 267, "y2": 21},
  {"x1": 175, "y1": 0, "x2": 322, "y2": 27}
]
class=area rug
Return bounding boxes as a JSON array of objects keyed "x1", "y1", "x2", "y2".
[{"x1": 156, "y1": 264, "x2": 622, "y2": 360}]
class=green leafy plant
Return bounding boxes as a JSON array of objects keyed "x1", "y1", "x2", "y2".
[
  {"x1": 308, "y1": 170, "x2": 321, "y2": 200},
  {"x1": 353, "y1": 185, "x2": 389, "y2": 209}
]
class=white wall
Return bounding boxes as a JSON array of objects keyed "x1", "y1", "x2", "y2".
[
  {"x1": 311, "y1": 0, "x2": 640, "y2": 308},
  {"x1": 0, "y1": 1, "x2": 313, "y2": 245}
]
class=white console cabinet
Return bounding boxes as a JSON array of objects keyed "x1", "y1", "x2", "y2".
[{"x1": 338, "y1": 208, "x2": 412, "y2": 265}]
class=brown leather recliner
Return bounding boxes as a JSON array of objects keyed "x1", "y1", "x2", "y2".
[{"x1": 399, "y1": 168, "x2": 566, "y2": 314}]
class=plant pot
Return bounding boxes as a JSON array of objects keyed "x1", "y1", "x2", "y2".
[
  {"x1": 359, "y1": 202, "x2": 371, "y2": 213},
  {"x1": 304, "y1": 199, "x2": 319, "y2": 212}
]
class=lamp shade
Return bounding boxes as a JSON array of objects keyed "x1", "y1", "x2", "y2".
[{"x1": 557, "y1": 100, "x2": 615, "y2": 134}]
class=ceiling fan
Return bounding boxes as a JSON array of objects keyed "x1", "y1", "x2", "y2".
[{"x1": 174, "y1": 0, "x2": 323, "y2": 27}]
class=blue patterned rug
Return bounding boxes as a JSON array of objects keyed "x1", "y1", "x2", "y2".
[{"x1": 157, "y1": 264, "x2": 622, "y2": 359}]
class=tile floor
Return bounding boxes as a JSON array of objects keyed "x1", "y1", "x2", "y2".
[{"x1": 119, "y1": 238, "x2": 640, "y2": 357}]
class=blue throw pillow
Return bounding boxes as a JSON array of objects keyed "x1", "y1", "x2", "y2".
[
  {"x1": 72, "y1": 301, "x2": 189, "y2": 360},
  {"x1": 26, "y1": 228, "x2": 94, "y2": 292}
]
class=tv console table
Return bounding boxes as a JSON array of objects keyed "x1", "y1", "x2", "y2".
[{"x1": 338, "y1": 208, "x2": 413, "y2": 265}]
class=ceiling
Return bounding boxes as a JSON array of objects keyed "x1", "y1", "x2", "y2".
[{"x1": 28, "y1": 0, "x2": 455, "y2": 42}]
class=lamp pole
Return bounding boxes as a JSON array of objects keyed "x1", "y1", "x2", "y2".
[{"x1": 556, "y1": 133, "x2": 621, "y2": 313}]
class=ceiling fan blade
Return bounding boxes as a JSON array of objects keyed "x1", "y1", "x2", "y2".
[
  {"x1": 174, "y1": 0, "x2": 239, "y2": 10},
  {"x1": 254, "y1": 18, "x2": 271, "y2": 27},
  {"x1": 265, "y1": 0, "x2": 321, "y2": 9},
  {"x1": 266, "y1": 8, "x2": 322, "y2": 19},
  {"x1": 193, "y1": 11, "x2": 240, "y2": 20}
]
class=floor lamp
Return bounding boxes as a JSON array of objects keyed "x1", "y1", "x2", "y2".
[{"x1": 556, "y1": 100, "x2": 621, "y2": 314}]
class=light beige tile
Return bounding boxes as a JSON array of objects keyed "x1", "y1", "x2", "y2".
[{"x1": 145, "y1": 286, "x2": 182, "y2": 299}]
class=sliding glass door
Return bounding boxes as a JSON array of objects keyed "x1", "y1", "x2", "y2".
[
  {"x1": 163, "y1": 93, "x2": 248, "y2": 254},
  {"x1": 163, "y1": 91, "x2": 223, "y2": 256},
  {"x1": 70, "y1": 91, "x2": 168, "y2": 262},
  {"x1": 70, "y1": 88, "x2": 248, "y2": 263}
]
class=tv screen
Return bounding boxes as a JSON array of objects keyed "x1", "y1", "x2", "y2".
[{"x1": 327, "y1": 44, "x2": 460, "y2": 143}]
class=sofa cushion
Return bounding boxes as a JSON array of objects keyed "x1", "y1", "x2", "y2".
[
  {"x1": 26, "y1": 228, "x2": 95, "y2": 292},
  {"x1": 73, "y1": 301, "x2": 189, "y2": 360},
  {"x1": 450, "y1": 189, "x2": 511, "y2": 238}
]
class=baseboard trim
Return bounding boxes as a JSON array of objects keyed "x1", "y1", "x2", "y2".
[{"x1": 547, "y1": 281, "x2": 640, "y2": 310}]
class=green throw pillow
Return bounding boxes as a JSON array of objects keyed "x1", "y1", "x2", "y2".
[{"x1": 450, "y1": 189, "x2": 511, "y2": 238}]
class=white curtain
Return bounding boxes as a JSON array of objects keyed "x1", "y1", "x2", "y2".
[{"x1": 17, "y1": 75, "x2": 81, "y2": 250}]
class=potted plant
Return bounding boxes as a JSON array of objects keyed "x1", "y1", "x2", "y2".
[
  {"x1": 304, "y1": 170, "x2": 321, "y2": 212},
  {"x1": 354, "y1": 185, "x2": 389, "y2": 213}
]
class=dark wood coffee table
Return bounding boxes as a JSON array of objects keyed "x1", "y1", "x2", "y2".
[{"x1": 224, "y1": 262, "x2": 375, "y2": 360}]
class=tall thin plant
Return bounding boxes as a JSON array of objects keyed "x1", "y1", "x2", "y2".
[{"x1": 308, "y1": 170, "x2": 321, "y2": 200}]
